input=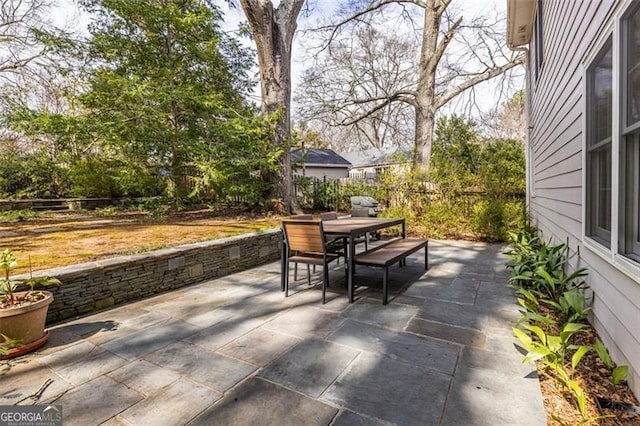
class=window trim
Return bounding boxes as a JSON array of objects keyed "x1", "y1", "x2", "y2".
[
  {"x1": 584, "y1": 35, "x2": 613, "y2": 247},
  {"x1": 622, "y1": 1, "x2": 640, "y2": 133},
  {"x1": 580, "y1": 2, "x2": 640, "y2": 273},
  {"x1": 621, "y1": 135, "x2": 640, "y2": 260},
  {"x1": 533, "y1": 0, "x2": 544, "y2": 82},
  {"x1": 619, "y1": 5, "x2": 640, "y2": 262},
  {"x1": 580, "y1": 0, "x2": 640, "y2": 283}
]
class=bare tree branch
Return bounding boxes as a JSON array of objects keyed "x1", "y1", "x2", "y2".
[
  {"x1": 435, "y1": 53, "x2": 525, "y2": 109},
  {"x1": 297, "y1": 0, "x2": 526, "y2": 169},
  {"x1": 433, "y1": 16, "x2": 461, "y2": 66}
]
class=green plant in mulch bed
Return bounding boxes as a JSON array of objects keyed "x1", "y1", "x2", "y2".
[{"x1": 505, "y1": 230, "x2": 631, "y2": 424}]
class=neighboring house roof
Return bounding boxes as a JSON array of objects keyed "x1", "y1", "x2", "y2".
[
  {"x1": 507, "y1": 0, "x2": 536, "y2": 48},
  {"x1": 339, "y1": 147, "x2": 411, "y2": 168},
  {"x1": 291, "y1": 148, "x2": 351, "y2": 168}
]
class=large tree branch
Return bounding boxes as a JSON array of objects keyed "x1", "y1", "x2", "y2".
[
  {"x1": 237, "y1": 0, "x2": 267, "y2": 38},
  {"x1": 275, "y1": 0, "x2": 304, "y2": 48},
  {"x1": 433, "y1": 16, "x2": 461, "y2": 66},
  {"x1": 434, "y1": 54, "x2": 525, "y2": 109},
  {"x1": 347, "y1": 90, "x2": 417, "y2": 107},
  {"x1": 338, "y1": 92, "x2": 416, "y2": 126}
]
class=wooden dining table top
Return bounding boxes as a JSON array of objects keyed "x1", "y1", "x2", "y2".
[{"x1": 321, "y1": 217, "x2": 405, "y2": 236}]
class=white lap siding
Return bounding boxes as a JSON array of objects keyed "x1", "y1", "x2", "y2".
[{"x1": 528, "y1": 0, "x2": 640, "y2": 397}]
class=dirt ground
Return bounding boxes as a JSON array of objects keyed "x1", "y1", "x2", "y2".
[{"x1": 0, "y1": 209, "x2": 281, "y2": 275}]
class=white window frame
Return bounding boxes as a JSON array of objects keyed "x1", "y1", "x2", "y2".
[
  {"x1": 582, "y1": 25, "x2": 616, "y2": 253},
  {"x1": 582, "y1": 0, "x2": 640, "y2": 283},
  {"x1": 619, "y1": 2, "x2": 640, "y2": 264}
]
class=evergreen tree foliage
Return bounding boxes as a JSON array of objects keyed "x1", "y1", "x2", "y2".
[
  {"x1": 78, "y1": 0, "x2": 257, "y2": 201},
  {"x1": 430, "y1": 115, "x2": 481, "y2": 192},
  {"x1": 2, "y1": 0, "x2": 277, "y2": 203},
  {"x1": 431, "y1": 114, "x2": 525, "y2": 195}
]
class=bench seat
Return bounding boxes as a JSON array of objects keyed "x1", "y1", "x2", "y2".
[{"x1": 354, "y1": 238, "x2": 428, "y2": 304}]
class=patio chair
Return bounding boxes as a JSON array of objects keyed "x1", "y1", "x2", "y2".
[
  {"x1": 287, "y1": 214, "x2": 316, "y2": 280},
  {"x1": 288, "y1": 213, "x2": 345, "y2": 275},
  {"x1": 282, "y1": 220, "x2": 342, "y2": 304}
]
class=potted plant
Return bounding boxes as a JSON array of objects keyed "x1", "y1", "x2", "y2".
[{"x1": 0, "y1": 249, "x2": 61, "y2": 359}]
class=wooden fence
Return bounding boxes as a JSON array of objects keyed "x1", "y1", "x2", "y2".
[{"x1": 293, "y1": 176, "x2": 525, "y2": 214}]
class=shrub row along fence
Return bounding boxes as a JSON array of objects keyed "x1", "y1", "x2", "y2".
[{"x1": 293, "y1": 176, "x2": 525, "y2": 241}]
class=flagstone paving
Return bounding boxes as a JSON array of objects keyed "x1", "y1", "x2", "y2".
[{"x1": 0, "y1": 240, "x2": 546, "y2": 425}]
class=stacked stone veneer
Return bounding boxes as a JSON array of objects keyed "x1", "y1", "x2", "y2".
[{"x1": 17, "y1": 229, "x2": 282, "y2": 324}]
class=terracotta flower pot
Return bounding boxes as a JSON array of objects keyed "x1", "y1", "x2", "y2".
[{"x1": 0, "y1": 291, "x2": 53, "y2": 351}]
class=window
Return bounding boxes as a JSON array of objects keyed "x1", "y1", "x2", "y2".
[
  {"x1": 586, "y1": 37, "x2": 613, "y2": 246},
  {"x1": 621, "y1": 3, "x2": 640, "y2": 261},
  {"x1": 534, "y1": 0, "x2": 544, "y2": 80}
]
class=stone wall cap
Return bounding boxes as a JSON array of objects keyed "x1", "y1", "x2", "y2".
[{"x1": 14, "y1": 228, "x2": 282, "y2": 279}]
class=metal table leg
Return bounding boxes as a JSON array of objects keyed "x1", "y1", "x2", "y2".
[
  {"x1": 348, "y1": 233, "x2": 355, "y2": 303},
  {"x1": 280, "y1": 238, "x2": 287, "y2": 292}
]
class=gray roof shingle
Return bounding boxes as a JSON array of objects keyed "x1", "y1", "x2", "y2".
[{"x1": 291, "y1": 148, "x2": 352, "y2": 166}]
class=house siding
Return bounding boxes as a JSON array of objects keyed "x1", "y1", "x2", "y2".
[
  {"x1": 527, "y1": 0, "x2": 640, "y2": 396},
  {"x1": 294, "y1": 166, "x2": 349, "y2": 179}
]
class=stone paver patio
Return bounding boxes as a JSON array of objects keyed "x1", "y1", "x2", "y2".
[{"x1": 0, "y1": 240, "x2": 546, "y2": 425}]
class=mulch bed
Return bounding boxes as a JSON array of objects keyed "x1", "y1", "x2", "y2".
[{"x1": 536, "y1": 326, "x2": 639, "y2": 425}]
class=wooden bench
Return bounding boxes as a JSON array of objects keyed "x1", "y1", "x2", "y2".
[{"x1": 354, "y1": 238, "x2": 428, "y2": 305}]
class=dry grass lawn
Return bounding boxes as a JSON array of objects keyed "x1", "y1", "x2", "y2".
[{"x1": 1, "y1": 210, "x2": 281, "y2": 275}]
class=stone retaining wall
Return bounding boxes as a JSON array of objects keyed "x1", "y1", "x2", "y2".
[{"x1": 16, "y1": 229, "x2": 282, "y2": 324}]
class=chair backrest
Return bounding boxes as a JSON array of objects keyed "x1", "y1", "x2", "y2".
[
  {"x1": 282, "y1": 220, "x2": 326, "y2": 253},
  {"x1": 290, "y1": 214, "x2": 313, "y2": 220},
  {"x1": 319, "y1": 212, "x2": 339, "y2": 221}
]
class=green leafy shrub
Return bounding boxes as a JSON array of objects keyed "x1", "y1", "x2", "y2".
[
  {"x1": 471, "y1": 197, "x2": 506, "y2": 241},
  {"x1": 69, "y1": 157, "x2": 118, "y2": 197},
  {"x1": 543, "y1": 289, "x2": 591, "y2": 324},
  {"x1": 514, "y1": 322, "x2": 593, "y2": 418},
  {"x1": 594, "y1": 339, "x2": 630, "y2": 387},
  {"x1": 418, "y1": 198, "x2": 471, "y2": 239},
  {"x1": 477, "y1": 138, "x2": 526, "y2": 196},
  {"x1": 114, "y1": 164, "x2": 164, "y2": 197},
  {"x1": 0, "y1": 150, "x2": 70, "y2": 199},
  {"x1": 505, "y1": 229, "x2": 542, "y2": 282}
]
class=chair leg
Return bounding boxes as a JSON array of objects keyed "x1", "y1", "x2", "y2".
[
  {"x1": 294, "y1": 262, "x2": 298, "y2": 281},
  {"x1": 425, "y1": 242, "x2": 429, "y2": 269},
  {"x1": 322, "y1": 263, "x2": 328, "y2": 304},
  {"x1": 326, "y1": 264, "x2": 330, "y2": 288},
  {"x1": 306, "y1": 264, "x2": 311, "y2": 285},
  {"x1": 281, "y1": 242, "x2": 287, "y2": 292},
  {"x1": 383, "y1": 267, "x2": 389, "y2": 305},
  {"x1": 285, "y1": 261, "x2": 290, "y2": 297}
]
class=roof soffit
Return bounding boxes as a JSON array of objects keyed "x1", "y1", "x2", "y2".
[{"x1": 507, "y1": 0, "x2": 537, "y2": 48}]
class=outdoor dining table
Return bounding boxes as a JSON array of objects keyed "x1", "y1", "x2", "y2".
[{"x1": 280, "y1": 217, "x2": 406, "y2": 303}]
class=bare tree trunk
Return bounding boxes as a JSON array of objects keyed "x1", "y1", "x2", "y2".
[
  {"x1": 413, "y1": 0, "x2": 440, "y2": 171},
  {"x1": 239, "y1": 0, "x2": 304, "y2": 213},
  {"x1": 413, "y1": 103, "x2": 436, "y2": 171}
]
